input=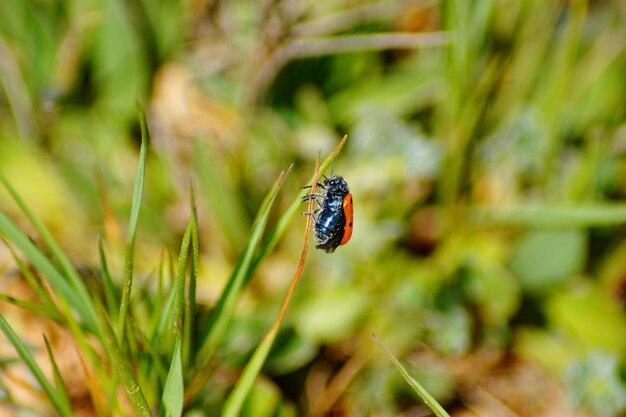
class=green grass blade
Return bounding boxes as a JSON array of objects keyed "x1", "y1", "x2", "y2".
[
  {"x1": 2, "y1": 237, "x2": 57, "y2": 312},
  {"x1": 0, "y1": 176, "x2": 99, "y2": 333},
  {"x1": 98, "y1": 236, "x2": 118, "y2": 321},
  {"x1": 151, "y1": 259, "x2": 178, "y2": 344},
  {"x1": 196, "y1": 166, "x2": 291, "y2": 368},
  {"x1": 0, "y1": 212, "x2": 97, "y2": 331},
  {"x1": 221, "y1": 334, "x2": 276, "y2": 417},
  {"x1": 0, "y1": 294, "x2": 60, "y2": 320},
  {"x1": 251, "y1": 135, "x2": 347, "y2": 271},
  {"x1": 98, "y1": 305, "x2": 152, "y2": 417},
  {"x1": 162, "y1": 336, "x2": 183, "y2": 417},
  {"x1": 117, "y1": 106, "x2": 149, "y2": 342},
  {"x1": 173, "y1": 220, "x2": 193, "y2": 338},
  {"x1": 148, "y1": 252, "x2": 168, "y2": 339},
  {"x1": 184, "y1": 185, "x2": 199, "y2": 366},
  {"x1": 221, "y1": 152, "x2": 320, "y2": 417},
  {"x1": 468, "y1": 204, "x2": 626, "y2": 227},
  {"x1": 128, "y1": 105, "x2": 150, "y2": 242},
  {"x1": 373, "y1": 335, "x2": 450, "y2": 417},
  {"x1": 43, "y1": 335, "x2": 73, "y2": 415},
  {"x1": 0, "y1": 314, "x2": 73, "y2": 417}
]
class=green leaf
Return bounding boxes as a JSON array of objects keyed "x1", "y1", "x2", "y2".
[
  {"x1": 373, "y1": 335, "x2": 451, "y2": 417},
  {"x1": 43, "y1": 336, "x2": 73, "y2": 415},
  {"x1": 196, "y1": 166, "x2": 291, "y2": 367},
  {"x1": 151, "y1": 267, "x2": 178, "y2": 345},
  {"x1": 221, "y1": 330, "x2": 278, "y2": 417},
  {"x1": 162, "y1": 337, "x2": 183, "y2": 417},
  {"x1": 221, "y1": 154, "x2": 321, "y2": 417},
  {"x1": 0, "y1": 211, "x2": 96, "y2": 331},
  {"x1": 510, "y1": 229, "x2": 586, "y2": 295},
  {"x1": 2, "y1": 237, "x2": 57, "y2": 314},
  {"x1": 0, "y1": 294, "x2": 60, "y2": 320},
  {"x1": 173, "y1": 220, "x2": 193, "y2": 341},
  {"x1": 0, "y1": 315, "x2": 73, "y2": 417},
  {"x1": 469, "y1": 204, "x2": 626, "y2": 228},
  {"x1": 98, "y1": 236, "x2": 118, "y2": 321},
  {"x1": 251, "y1": 136, "x2": 347, "y2": 268},
  {"x1": 118, "y1": 105, "x2": 149, "y2": 342},
  {"x1": 98, "y1": 305, "x2": 152, "y2": 417},
  {"x1": 184, "y1": 184, "x2": 199, "y2": 365},
  {"x1": 0, "y1": 174, "x2": 99, "y2": 333},
  {"x1": 546, "y1": 284, "x2": 626, "y2": 352}
]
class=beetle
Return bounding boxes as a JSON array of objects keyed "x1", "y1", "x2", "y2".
[{"x1": 302, "y1": 175, "x2": 353, "y2": 253}]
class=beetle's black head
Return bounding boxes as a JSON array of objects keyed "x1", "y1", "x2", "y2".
[{"x1": 323, "y1": 175, "x2": 349, "y2": 197}]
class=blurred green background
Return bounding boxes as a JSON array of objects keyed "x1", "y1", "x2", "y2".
[{"x1": 1, "y1": 0, "x2": 626, "y2": 416}]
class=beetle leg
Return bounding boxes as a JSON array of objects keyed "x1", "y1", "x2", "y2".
[
  {"x1": 301, "y1": 183, "x2": 325, "y2": 190},
  {"x1": 301, "y1": 194, "x2": 326, "y2": 207},
  {"x1": 301, "y1": 209, "x2": 321, "y2": 223},
  {"x1": 301, "y1": 193, "x2": 325, "y2": 200}
]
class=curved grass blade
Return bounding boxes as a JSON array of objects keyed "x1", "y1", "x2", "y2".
[
  {"x1": 0, "y1": 294, "x2": 60, "y2": 320},
  {"x1": 221, "y1": 154, "x2": 320, "y2": 417},
  {"x1": 117, "y1": 105, "x2": 149, "y2": 342},
  {"x1": 162, "y1": 336, "x2": 183, "y2": 417},
  {"x1": 151, "y1": 265, "x2": 178, "y2": 345},
  {"x1": 0, "y1": 315, "x2": 73, "y2": 417},
  {"x1": 43, "y1": 335, "x2": 73, "y2": 415},
  {"x1": 98, "y1": 304, "x2": 152, "y2": 417},
  {"x1": 149, "y1": 254, "x2": 174, "y2": 341},
  {"x1": 195, "y1": 165, "x2": 292, "y2": 373},
  {"x1": 0, "y1": 212, "x2": 97, "y2": 331},
  {"x1": 98, "y1": 236, "x2": 118, "y2": 321},
  {"x1": 173, "y1": 219, "x2": 193, "y2": 339},
  {"x1": 250, "y1": 135, "x2": 347, "y2": 272},
  {"x1": 184, "y1": 184, "x2": 199, "y2": 365},
  {"x1": 0, "y1": 176, "x2": 99, "y2": 333},
  {"x1": 2, "y1": 237, "x2": 57, "y2": 313},
  {"x1": 373, "y1": 335, "x2": 450, "y2": 417}
]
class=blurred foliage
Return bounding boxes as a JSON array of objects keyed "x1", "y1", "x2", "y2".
[{"x1": 1, "y1": 0, "x2": 626, "y2": 416}]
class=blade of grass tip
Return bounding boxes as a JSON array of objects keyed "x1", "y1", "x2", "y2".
[
  {"x1": 162, "y1": 336, "x2": 183, "y2": 417},
  {"x1": 251, "y1": 135, "x2": 347, "y2": 271},
  {"x1": 97, "y1": 304, "x2": 152, "y2": 417},
  {"x1": 195, "y1": 165, "x2": 293, "y2": 368},
  {"x1": 372, "y1": 335, "x2": 450, "y2": 417},
  {"x1": 0, "y1": 315, "x2": 73, "y2": 417},
  {"x1": 0, "y1": 172, "x2": 99, "y2": 328},
  {"x1": 148, "y1": 252, "x2": 168, "y2": 339},
  {"x1": 221, "y1": 153, "x2": 320, "y2": 417},
  {"x1": 43, "y1": 335, "x2": 73, "y2": 415},
  {"x1": 98, "y1": 236, "x2": 119, "y2": 322},
  {"x1": 0, "y1": 294, "x2": 60, "y2": 320},
  {"x1": 151, "y1": 261, "x2": 178, "y2": 344},
  {"x1": 0, "y1": 211, "x2": 98, "y2": 332},
  {"x1": 184, "y1": 182, "x2": 199, "y2": 366},
  {"x1": 117, "y1": 107, "x2": 149, "y2": 343},
  {"x1": 185, "y1": 167, "x2": 293, "y2": 402},
  {"x1": 173, "y1": 220, "x2": 193, "y2": 337}
]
